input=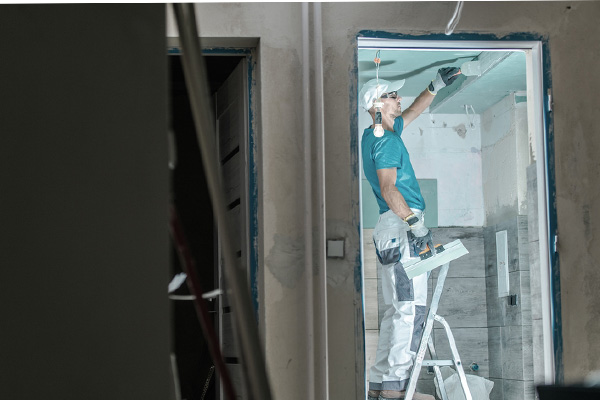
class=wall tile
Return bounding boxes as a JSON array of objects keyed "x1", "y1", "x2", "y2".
[
  {"x1": 503, "y1": 379, "x2": 535, "y2": 400},
  {"x1": 489, "y1": 378, "x2": 504, "y2": 400},
  {"x1": 504, "y1": 270, "x2": 524, "y2": 327},
  {"x1": 501, "y1": 325, "x2": 525, "y2": 380},
  {"x1": 433, "y1": 327, "x2": 490, "y2": 378},
  {"x1": 484, "y1": 226, "x2": 497, "y2": 277},
  {"x1": 529, "y1": 240, "x2": 543, "y2": 320},
  {"x1": 518, "y1": 215, "x2": 530, "y2": 271},
  {"x1": 416, "y1": 378, "x2": 436, "y2": 397},
  {"x1": 430, "y1": 227, "x2": 486, "y2": 279},
  {"x1": 520, "y1": 271, "x2": 532, "y2": 325},
  {"x1": 522, "y1": 324, "x2": 534, "y2": 381},
  {"x1": 531, "y1": 317, "x2": 546, "y2": 384},
  {"x1": 486, "y1": 275, "x2": 505, "y2": 327},
  {"x1": 436, "y1": 277, "x2": 488, "y2": 328},
  {"x1": 488, "y1": 326, "x2": 503, "y2": 379}
]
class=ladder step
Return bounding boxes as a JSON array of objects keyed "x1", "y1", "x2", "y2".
[{"x1": 421, "y1": 360, "x2": 455, "y2": 367}]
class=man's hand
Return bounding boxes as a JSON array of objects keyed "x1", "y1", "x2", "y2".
[
  {"x1": 428, "y1": 67, "x2": 461, "y2": 95},
  {"x1": 409, "y1": 217, "x2": 436, "y2": 256}
]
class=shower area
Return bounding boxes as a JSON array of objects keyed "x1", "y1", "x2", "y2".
[{"x1": 358, "y1": 39, "x2": 552, "y2": 400}]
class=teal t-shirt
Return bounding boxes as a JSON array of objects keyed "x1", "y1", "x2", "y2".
[{"x1": 361, "y1": 116, "x2": 425, "y2": 214}]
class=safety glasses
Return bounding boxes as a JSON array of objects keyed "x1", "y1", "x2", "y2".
[{"x1": 380, "y1": 91, "x2": 398, "y2": 99}]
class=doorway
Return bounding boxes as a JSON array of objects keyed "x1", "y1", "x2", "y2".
[
  {"x1": 168, "y1": 51, "x2": 253, "y2": 400},
  {"x1": 357, "y1": 37, "x2": 555, "y2": 400}
]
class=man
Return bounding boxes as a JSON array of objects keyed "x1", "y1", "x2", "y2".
[{"x1": 360, "y1": 67, "x2": 460, "y2": 400}]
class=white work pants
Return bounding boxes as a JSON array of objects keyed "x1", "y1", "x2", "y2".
[{"x1": 369, "y1": 209, "x2": 428, "y2": 392}]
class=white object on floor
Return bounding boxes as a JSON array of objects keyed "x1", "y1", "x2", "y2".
[
  {"x1": 168, "y1": 272, "x2": 188, "y2": 293},
  {"x1": 434, "y1": 366, "x2": 494, "y2": 400}
]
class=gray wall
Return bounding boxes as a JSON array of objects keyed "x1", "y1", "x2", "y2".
[
  {"x1": 0, "y1": 5, "x2": 169, "y2": 399},
  {"x1": 480, "y1": 93, "x2": 535, "y2": 399},
  {"x1": 484, "y1": 217, "x2": 535, "y2": 399}
]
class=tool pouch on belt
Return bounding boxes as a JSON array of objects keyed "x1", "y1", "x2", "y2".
[{"x1": 374, "y1": 227, "x2": 401, "y2": 265}]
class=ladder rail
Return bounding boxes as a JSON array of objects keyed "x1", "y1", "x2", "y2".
[{"x1": 434, "y1": 315, "x2": 473, "y2": 400}]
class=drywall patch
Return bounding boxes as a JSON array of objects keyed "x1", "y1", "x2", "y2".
[
  {"x1": 453, "y1": 123, "x2": 467, "y2": 138},
  {"x1": 265, "y1": 233, "x2": 305, "y2": 289}
]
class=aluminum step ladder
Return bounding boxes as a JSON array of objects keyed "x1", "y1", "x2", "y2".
[{"x1": 404, "y1": 261, "x2": 473, "y2": 400}]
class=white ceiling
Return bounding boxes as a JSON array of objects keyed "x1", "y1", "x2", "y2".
[{"x1": 358, "y1": 49, "x2": 527, "y2": 114}]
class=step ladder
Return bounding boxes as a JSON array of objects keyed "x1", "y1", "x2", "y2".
[{"x1": 404, "y1": 261, "x2": 473, "y2": 400}]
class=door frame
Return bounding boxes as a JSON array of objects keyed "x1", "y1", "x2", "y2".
[
  {"x1": 168, "y1": 42, "x2": 260, "y2": 320},
  {"x1": 354, "y1": 32, "x2": 560, "y2": 390}
]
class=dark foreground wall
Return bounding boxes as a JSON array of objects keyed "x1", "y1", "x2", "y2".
[{"x1": 0, "y1": 5, "x2": 169, "y2": 399}]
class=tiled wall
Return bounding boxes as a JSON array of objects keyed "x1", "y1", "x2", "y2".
[
  {"x1": 364, "y1": 227, "x2": 488, "y2": 396},
  {"x1": 484, "y1": 216, "x2": 536, "y2": 400},
  {"x1": 527, "y1": 162, "x2": 547, "y2": 388}
]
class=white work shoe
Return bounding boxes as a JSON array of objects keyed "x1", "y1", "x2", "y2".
[{"x1": 379, "y1": 390, "x2": 435, "y2": 400}]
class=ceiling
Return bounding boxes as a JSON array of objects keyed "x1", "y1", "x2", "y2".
[{"x1": 358, "y1": 48, "x2": 527, "y2": 114}]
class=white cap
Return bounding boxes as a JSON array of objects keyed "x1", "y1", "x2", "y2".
[{"x1": 358, "y1": 78, "x2": 405, "y2": 111}]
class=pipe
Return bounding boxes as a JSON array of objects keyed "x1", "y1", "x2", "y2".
[
  {"x1": 302, "y1": 3, "x2": 329, "y2": 398},
  {"x1": 445, "y1": 1, "x2": 464, "y2": 36},
  {"x1": 301, "y1": 4, "x2": 315, "y2": 399},
  {"x1": 312, "y1": 3, "x2": 329, "y2": 398},
  {"x1": 172, "y1": 4, "x2": 273, "y2": 400}
]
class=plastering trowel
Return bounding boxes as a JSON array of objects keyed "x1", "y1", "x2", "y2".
[
  {"x1": 459, "y1": 60, "x2": 481, "y2": 76},
  {"x1": 403, "y1": 239, "x2": 469, "y2": 279}
]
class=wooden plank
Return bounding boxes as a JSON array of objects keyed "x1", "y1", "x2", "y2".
[{"x1": 363, "y1": 229, "x2": 377, "y2": 279}]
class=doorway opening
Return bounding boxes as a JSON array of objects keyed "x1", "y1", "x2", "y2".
[
  {"x1": 357, "y1": 37, "x2": 555, "y2": 400},
  {"x1": 169, "y1": 51, "x2": 253, "y2": 400}
]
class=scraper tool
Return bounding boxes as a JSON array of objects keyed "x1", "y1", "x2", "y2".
[{"x1": 403, "y1": 239, "x2": 469, "y2": 279}]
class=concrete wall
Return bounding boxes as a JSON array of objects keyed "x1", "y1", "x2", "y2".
[
  {"x1": 1, "y1": 5, "x2": 169, "y2": 399},
  {"x1": 171, "y1": 2, "x2": 600, "y2": 398}
]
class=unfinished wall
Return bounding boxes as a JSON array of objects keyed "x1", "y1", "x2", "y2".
[{"x1": 163, "y1": 2, "x2": 600, "y2": 399}]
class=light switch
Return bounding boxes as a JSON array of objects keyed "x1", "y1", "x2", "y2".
[{"x1": 327, "y1": 239, "x2": 344, "y2": 258}]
